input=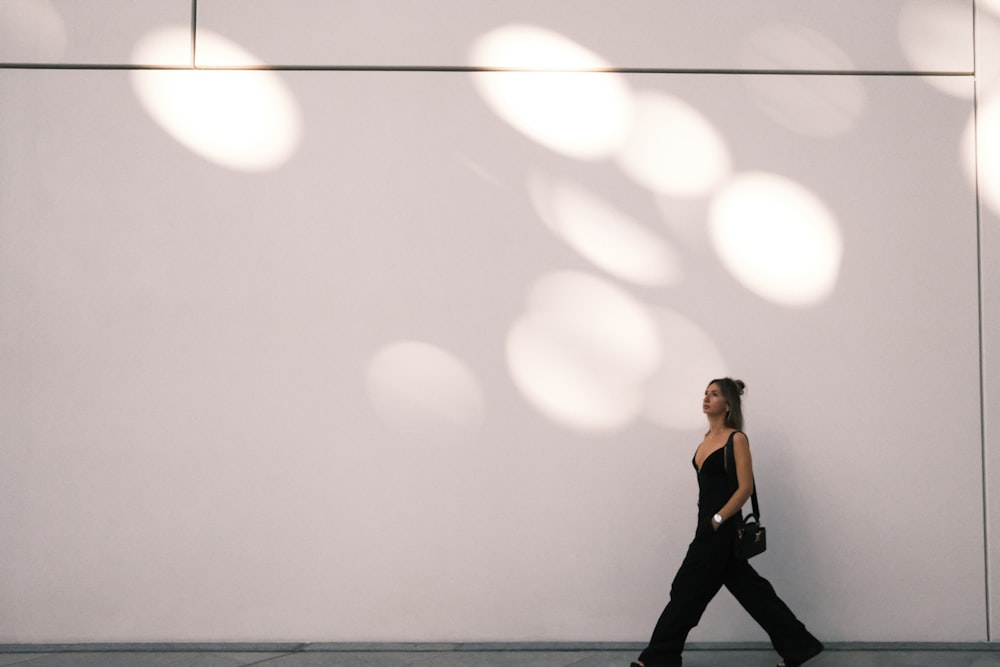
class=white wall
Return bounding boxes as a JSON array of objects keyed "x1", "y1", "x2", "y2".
[{"x1": 0, "y1": 0, "x2": 994, "y2": 644}]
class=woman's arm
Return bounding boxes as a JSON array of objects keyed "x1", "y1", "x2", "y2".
[{"x1": 713, "y1": 431, "x2": 754, "y2": 529}]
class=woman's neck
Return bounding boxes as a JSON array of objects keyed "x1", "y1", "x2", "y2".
[{"x1": 706, "y1": 416, "x2": 728, "y2": 436}]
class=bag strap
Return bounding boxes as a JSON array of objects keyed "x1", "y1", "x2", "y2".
[{"x1": 724, "y1": 431, "x2": 761, "y2": 521}]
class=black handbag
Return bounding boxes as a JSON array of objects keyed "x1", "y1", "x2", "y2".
[{"x1": 725, "y1": 435, "x2": 767, "y2": 560}]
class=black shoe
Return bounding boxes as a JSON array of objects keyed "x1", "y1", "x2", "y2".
[{"x1": 778, "y1": 642, "x2": 823, "y2": 667}]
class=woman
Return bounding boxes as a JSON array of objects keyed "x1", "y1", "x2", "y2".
[{"x1": 632, "y1": 378, "x2": 823, "y2": 667}]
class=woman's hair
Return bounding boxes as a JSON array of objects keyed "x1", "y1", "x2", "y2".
[{"x1": 710, "y1": 377, "x2": 747, "y2": 430}]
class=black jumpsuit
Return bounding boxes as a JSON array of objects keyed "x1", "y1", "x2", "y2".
[{"x1": 637, "y1": 432, "x2": 823, "y2": 667}]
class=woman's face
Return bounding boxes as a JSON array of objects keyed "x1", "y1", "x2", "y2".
[{"x1": 703, "y1": 383, "x2": 728, "y2": 417}]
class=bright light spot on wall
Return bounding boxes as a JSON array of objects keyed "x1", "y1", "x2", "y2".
[
  {"x1": 615, "y1": 91, "x2": 732, "y2": 197},
  {"x1": 975, "y1": 7, "x2": 1000, "y2": 89},
  {"x1": 506, "y1": 272, "x2": 662, "y2": 434},
  {"x1": 968, "y1": 92, "x2": 1000, "y2": 216},
  {"x1": 740, "y1": 23, "x2": 856, "y2": 70},
  {"x1": 708, "y1": 172, "x2": 843, "y2": 307},
  {"x1": 131, "y1": 26, "x2": 302, "y2": 172},
  {"x1": 742, "y1": 74, "x2": 866, "y2": 138},
  {"x1": 0, "y1": 0, "x2": 66, "y2": 61},
  {"x1": 642, "y1": 308, "x2": 728, "y2": 431},
  {"x1": 469, "y1": 25, "x2": 633, "y2": 160},
  {"x1": 366, "y1": 341, "x2": 485, "y2": 441},
  {"x1": 738, "y1": 25, "x2": 865, "y2": 137},
  {"x1": 898, "y1": 0, "x2": 973, "y2": 97},
  {"x1": 528, "y1": 172, "x2": 682, "y2": 287}
]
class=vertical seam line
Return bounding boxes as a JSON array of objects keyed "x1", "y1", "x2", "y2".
[
  {"x1": 973, "y1": 0, "x2": 992, "y2": 644},
  {"x1": 191, "y1": 0, "x2": 198, "y2": 68}
]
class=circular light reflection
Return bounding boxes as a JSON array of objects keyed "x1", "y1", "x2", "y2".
[
  {"x1": 506, "y1": 272, "x2": 662, "y2": 434},
  {"x1": 0, "y1": 0, "x2": 66, "y2": 61},
  {"x1": 966, "y1": 92, "x2": 1000, "y2": 216},
  {"x1": 973, "y1": 6, "x2": 1000, "y2": 89},
  {"x1": 131, "y1": 27, "x2": 302, "y2": 172},
  {"x1": 642, "y1": 307, "x2": 729, "y2": 431},
  {"x1": 739, "y1": 25, "x2": 865, "y2": 137},
  {"x1": 898, "y1": 0, "x2": 973, "y2": 97},
  {"x1": 615, "y1": 91, "x2": 732, "y2": 197},
  {"x1": 708, "y1": 172, "x2": 843, "y2": 307},
  {"x1": 528, "y1": 172, "x2": 682, "y2": 287},
  {"x1": 366, "y1": 341, "x2": 485, "y2": 440},
  {"x1": 469, "y1": 25, "x2": 633, "y2": 160},
  {"x1": 740, "y1": 23, "x2": 856, "y2": 70},
  {"x1": 743, "y1": 75, "x2": 866, "y2": 138}
]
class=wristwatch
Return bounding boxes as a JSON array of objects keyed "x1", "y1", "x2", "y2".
[{"x1": 712, "y1": 513, "x2": 724, "y2": 526}]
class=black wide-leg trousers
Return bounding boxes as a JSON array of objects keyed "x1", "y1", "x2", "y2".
[{"x1": 638, "y1": 524, "x2": 822, "y2": 667}]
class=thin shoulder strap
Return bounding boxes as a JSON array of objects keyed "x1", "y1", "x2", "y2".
[{"x1": 724, "y1": 431, "x2": 761, "y2": 520}]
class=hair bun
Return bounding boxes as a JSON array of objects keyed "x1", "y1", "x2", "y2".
[{"x1": 733, "y1": 379, "x2": 746, "y2": 395}]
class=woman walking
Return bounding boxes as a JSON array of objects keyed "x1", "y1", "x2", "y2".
[{"x1": 632, "y1": 378, "x2": 823, "y2": 667}]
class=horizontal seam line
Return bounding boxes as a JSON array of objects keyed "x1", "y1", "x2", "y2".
[{"x1": 0, "y1": 63, "x2": 977, "y2": 76}]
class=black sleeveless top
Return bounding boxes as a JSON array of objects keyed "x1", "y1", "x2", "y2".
[{"x1": 691, "y1": 431, "x2": 743, "y2": 535}]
